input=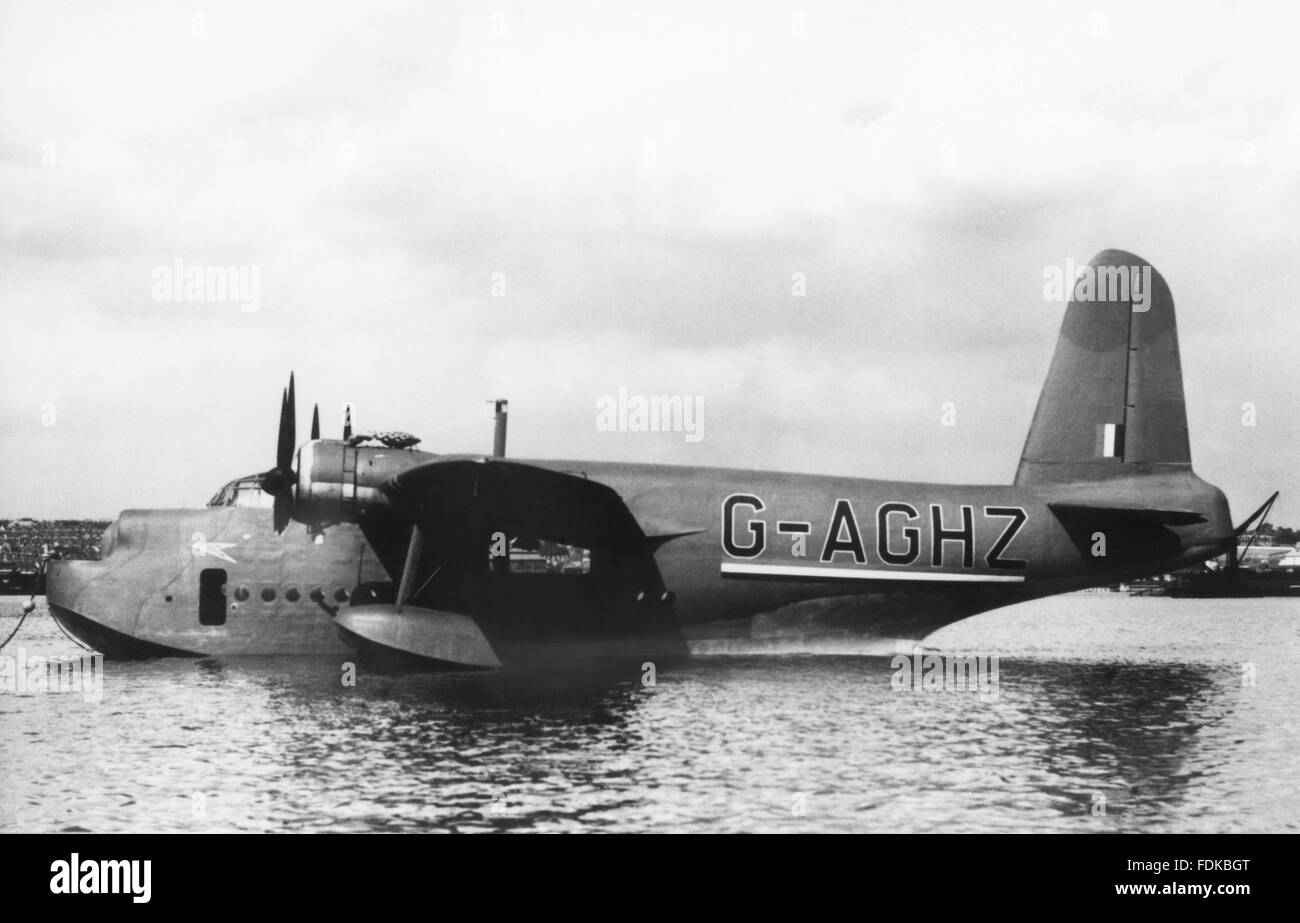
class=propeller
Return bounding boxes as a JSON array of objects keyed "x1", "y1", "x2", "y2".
[
  {"x1": 260, "y1": 372, "x2": 298, "y2": 533},
  {"x1": 311, "y1": 403, "x2": 320, "y2": 441}
]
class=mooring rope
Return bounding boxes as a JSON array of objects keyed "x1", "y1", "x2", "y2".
[
  {"x1": 50, "y1": 606, "x2": 92, "y2": 651},
  {"x1": 0, "y1": 597, "x2": 35, "y2": 651},
  {"x1": 0, "y1": 557, "x2": 44, "y2": 650}
]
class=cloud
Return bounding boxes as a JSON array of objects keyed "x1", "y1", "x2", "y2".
[{"x1": 1, "y1": 0, "x2": 1298, "y2": 523}]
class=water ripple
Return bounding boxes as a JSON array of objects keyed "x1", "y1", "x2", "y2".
[{"x1": 1, "y1": 596, "x2": 1297, "y2": 832}]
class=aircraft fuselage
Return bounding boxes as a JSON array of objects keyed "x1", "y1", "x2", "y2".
[{"x1": 46, "y1": 450, "x2": 1232, "y2": 659}]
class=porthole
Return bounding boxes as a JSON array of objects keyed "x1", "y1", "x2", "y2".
[
  {"x1": 285, "y1": 587, "x2": 300, "y2": 602},
  {"x1": 309, "y1": 587, "x2": 325, "y2": 602},
  {"x1": 334, "y1": 587, "x2": 350, "y2": 603},
  {"x1": 234, "y1": 586, "x2": 250, "y2": 602},
  {"x1": 261, "y1": 587, "x2": 276, "y2": 603}
]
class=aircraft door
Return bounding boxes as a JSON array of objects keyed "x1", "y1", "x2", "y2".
[{"x1": 199, "y1": 567, "x2": 227, "y2": 625}]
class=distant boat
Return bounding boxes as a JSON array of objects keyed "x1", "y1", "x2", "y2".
[
  {"x1": 1167, "y1": 567, "x2": 1300, "y2": 598},
  {"x1": 0, "y1": 565, "x2": 42, "y2": 596}
]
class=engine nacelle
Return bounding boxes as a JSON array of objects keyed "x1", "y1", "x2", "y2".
[{"x1": 293, "y1": 440, "x2": 431, "y2": 528}]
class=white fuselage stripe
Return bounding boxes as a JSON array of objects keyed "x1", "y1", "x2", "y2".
[{"x1": 720, "y1": 562, "x2": 1026, "y2": 583}]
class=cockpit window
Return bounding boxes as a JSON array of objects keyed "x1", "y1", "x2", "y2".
[
  {"x1": 207, "y1": 475, "x2": 275, "y2": 509},
  {"x1": 100, "y1": 522, "x2": 118, "y2": 558}
]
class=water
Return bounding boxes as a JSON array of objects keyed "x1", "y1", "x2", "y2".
[{"x1": 1, "y1": 595, "x2": 1297, "y2": 832}]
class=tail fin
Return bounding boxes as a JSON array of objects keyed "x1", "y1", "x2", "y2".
[{"x1": 1015, "y1": 249, "x2": 1191, "y2": 486}]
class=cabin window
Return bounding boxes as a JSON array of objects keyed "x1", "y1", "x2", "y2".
[
  {"x1": 490, "y1": 538, "x2": 593, "y2": 576},
  {"x1": 334, "y1": 588, "x2": 350, "y2": 603},
  {"x1": 233, "y1": 586, "x2": 250, "y2": 602},
  {"x1": 285, "y1": 587, "x2": 300, "y2": 602},
  {"x1": 261, "y1": 587, "x2": 276, "y2": 602},
  {"x1": 199, "y1": 568, "x2": 227, "y2": 626}
]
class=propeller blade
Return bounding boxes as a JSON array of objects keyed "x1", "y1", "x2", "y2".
[
  {"x1": 276, "y1": 377, "x2": 296, "y2": 473},
  {"x1": 310, "y1": 403, "x2": 320, "y2": 440},
  {"x1": 273, "y1": 492, "x2": 291, "y2": 533},
  {"x1": 343, "y1": 403, "x2": 352, "y2": 441},
  {"x1": 263, "y1": 373, "x2": 300, "y2": 533},
  {"x1": 287, "y1": 372, "x2": 297, "y2": 462}
]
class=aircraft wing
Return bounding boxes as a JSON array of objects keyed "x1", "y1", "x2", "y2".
[
  {"x1": 381, "y1": 456, "x2": 650, "y2": 554},
  {"x1": 343, "y1": 457, "x2": 665, "y2": 666}
]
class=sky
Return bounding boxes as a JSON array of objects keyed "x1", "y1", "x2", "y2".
[{"x1": 1, "y1": 0, "x2": 1297, "y2": 522}]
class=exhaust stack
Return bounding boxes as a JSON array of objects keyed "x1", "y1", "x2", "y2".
[{"x1": 490, "y1": 399, "x2": 508, "y2": 458}]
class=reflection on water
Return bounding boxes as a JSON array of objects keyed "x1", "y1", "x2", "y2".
[{"x1": 1, "y1": 596, "x2": 1296, "y2": 832}]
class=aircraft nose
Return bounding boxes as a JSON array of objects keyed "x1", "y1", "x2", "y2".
[
  {"x1": 44, "y1": 559, "x2": 114, "y2": 643},
  {"x1": 46, "y1": 556, "x2": 189, "y2": 659},
  {"x1": 45, "y1": 558, "x2": 102, "y2": 612}
]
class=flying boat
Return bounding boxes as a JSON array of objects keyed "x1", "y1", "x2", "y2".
[{"x1": 46, "y1": 251, "x2": 1245, "y2": 668}]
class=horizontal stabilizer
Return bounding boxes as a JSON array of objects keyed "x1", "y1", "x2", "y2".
[
  {"x1": 336, "y1": 605, "x2": 501, "y2": 669},
  {"x1": 1048, "y1": 501, "x2": 1206, "y2": 526}
]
